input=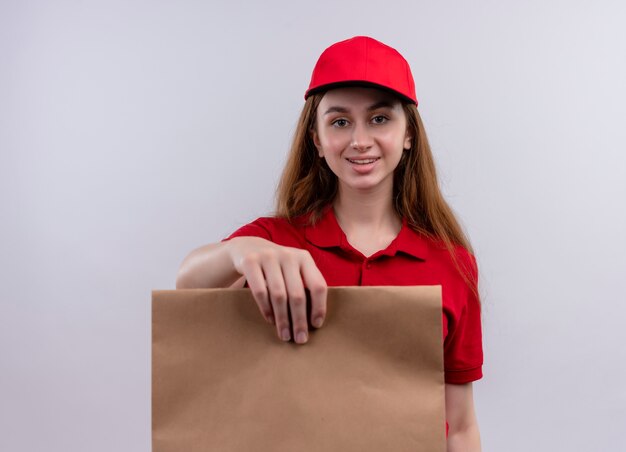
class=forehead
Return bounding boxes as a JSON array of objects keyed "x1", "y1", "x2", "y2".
[{"x1": 318, "y1": 86, "x2": 402, "y2": 111}]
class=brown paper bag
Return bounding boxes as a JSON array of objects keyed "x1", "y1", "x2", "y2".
[{"x1": 152, "y1": 286, "x2": 445, "y2": 452}]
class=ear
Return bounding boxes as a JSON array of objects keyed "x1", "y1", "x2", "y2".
[
  {"x1": 403, "y1": 130, "x2": 413, "y2": 151},
  {"x1": 311, "y1": 129, "x2": 324, "y2": 157}
]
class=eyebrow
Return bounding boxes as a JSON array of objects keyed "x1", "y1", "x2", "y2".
[{"x1": 323, "y1": 101, "x2": 396, "y2": 116}]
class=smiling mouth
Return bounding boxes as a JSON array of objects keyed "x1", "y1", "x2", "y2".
[{"x1": 346, "y1": 158, "x2": 379, "y2": 165}]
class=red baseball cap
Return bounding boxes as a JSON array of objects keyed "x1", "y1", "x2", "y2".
[{"x1": 305, "y1": 36, "x2": 418, "y2": 105}]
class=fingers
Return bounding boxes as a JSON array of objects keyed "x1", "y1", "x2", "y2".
[
  {"x1": 234, "y1": 240, "x2": 327, "y2": 344},
  {"x1": 240, "y1": 249, "x2": 295, "y2": 342},
  {"x1": 300, "y1": 257, "x2": 328, "y2": 329},
  {"x1": 282, "y1": 258, "x2": 309, "y2": 344},
  {"x1": 263, "y1": 259, "x2": 292, "y2": 342},
  {"x1": 239, "y1": 255, "x2": 275, "y2": 325}
]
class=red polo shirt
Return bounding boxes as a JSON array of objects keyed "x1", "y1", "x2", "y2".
[{"x1": 224, "y1": 205, "x2": 483, "y2": 384}]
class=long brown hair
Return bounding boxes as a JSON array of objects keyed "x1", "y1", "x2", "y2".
[{"x1": 275, "y1": 93, "x2": 480, "y2": 301}]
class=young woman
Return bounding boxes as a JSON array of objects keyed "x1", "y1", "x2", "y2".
[{"x1": 177, "y1": 36, "x2": 483, "y2": 451}]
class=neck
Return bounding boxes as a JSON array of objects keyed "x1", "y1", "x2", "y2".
[{"x1": 332, "y1": 183, "x2": 400, "y2": 232}]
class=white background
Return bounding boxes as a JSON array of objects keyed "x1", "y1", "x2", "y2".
[{"x1": 2, "y1": 1, "x2": 625, "y2": 450}]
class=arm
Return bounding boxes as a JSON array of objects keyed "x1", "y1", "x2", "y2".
[
  {"x1": 176, "y1": 241, "x2": 242, "y2": 289},
  {"x1": 175, "y1": 237, "x2": 327, "y2": 344},
  {"x1": 445, "y1": 382, "x2": 481, "y2": 452}
]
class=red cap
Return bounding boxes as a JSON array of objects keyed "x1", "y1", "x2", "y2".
[{"x1": 305, "y1": 36, "x2": 417, "y2": 105}]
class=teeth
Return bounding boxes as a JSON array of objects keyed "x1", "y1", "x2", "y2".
[{"x1": 348, "y1": 158, "x2": 377, "y2": 165}]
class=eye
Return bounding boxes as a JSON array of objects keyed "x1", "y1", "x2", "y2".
[
  {"x1": 331, "y1": 118, "x2": 349, "y2": 128},
  {"x1": 372, "y1": 115, "x2": 388, "y2": 124}
]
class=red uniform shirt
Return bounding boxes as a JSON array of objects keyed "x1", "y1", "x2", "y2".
[{"x1": 225, "y1": 205, "x2": 483, "y2": 384}]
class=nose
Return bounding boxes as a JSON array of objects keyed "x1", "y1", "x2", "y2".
[{"x1": 350, "y1": 121, "x2": 373, "y2": 151}]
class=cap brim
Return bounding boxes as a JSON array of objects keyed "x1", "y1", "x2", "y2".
[{"x1": 305, "y1": 81, "x2": 417, "y2": 105}]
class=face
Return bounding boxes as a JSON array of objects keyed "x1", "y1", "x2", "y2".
[{"x1": 312, "y1": 87, "x2": 412, "y2": 195}]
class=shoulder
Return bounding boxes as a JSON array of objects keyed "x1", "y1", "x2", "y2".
[
  {"x1": 451, "y1": 244, "x2": 478, "y2": 282},
  {"x1": 427, "y1": 236, "x2": 477, "y2": 277},
  {"x1": 224, "y1": 213, "x2": 310, "y2": 246}
]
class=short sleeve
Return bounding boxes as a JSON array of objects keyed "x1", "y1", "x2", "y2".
[
  {"x1": 222, "y1": 219, "x2": 273, "y2": 242},
  {"x1": 444, "y1": 252, "x2": 483, "y2": 384}
]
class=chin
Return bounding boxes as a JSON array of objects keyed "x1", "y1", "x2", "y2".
[{"x1": 343, "y1": 180, "x2": 386, "y2": 192}]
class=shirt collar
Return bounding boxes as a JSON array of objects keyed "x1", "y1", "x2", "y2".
[{"x1": 304, "y1": 204, "x2": 430, "y2": 260}]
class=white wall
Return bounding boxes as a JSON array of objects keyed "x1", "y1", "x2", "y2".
[{"x1": 1, "y1": 1, "x2": 625, "y2": 450}]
